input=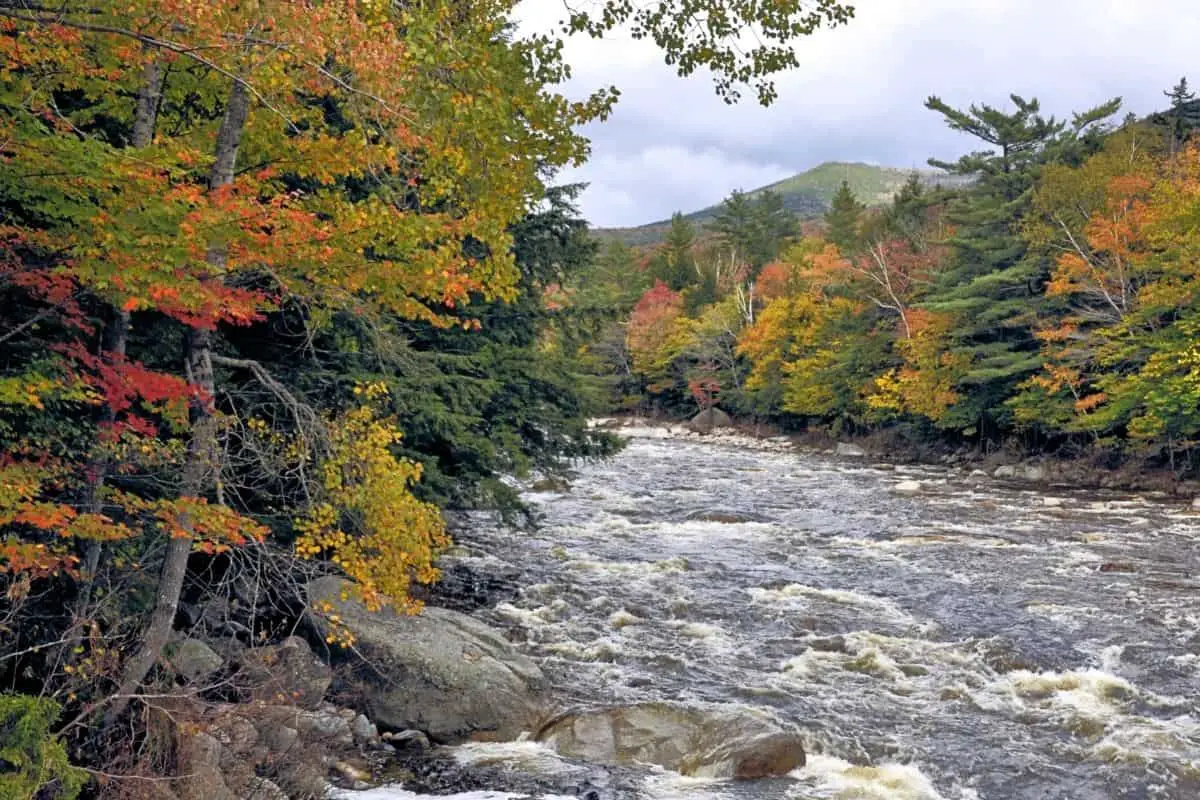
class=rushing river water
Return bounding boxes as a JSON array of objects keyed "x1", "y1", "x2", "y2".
[{"x1": 354, "y1": 425, "x2": 1200, "y2": 800}]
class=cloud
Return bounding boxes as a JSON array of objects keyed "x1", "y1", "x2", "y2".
[{"x1": 516, "y1": 0, "x2": 1200, "y2": 227}]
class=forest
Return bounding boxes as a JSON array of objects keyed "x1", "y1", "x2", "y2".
[
  {"x1": 582, "y1": 84, "x2": 1200, "y2": 477},
  {"x1": 1, "y1": 0, "x2": 1198, "y2": 797}
]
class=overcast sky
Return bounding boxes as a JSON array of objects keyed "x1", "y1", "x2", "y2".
[{"x1": 514, "y1": 0, "x2": 1200, "y2": 228}]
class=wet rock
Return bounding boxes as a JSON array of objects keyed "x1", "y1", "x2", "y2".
[
  {"x1": 688, "y1": 407, "x2": 732, "y2": 433},
  {"x1": 421, "y1": 549, "x2": 522, "y2": 612},
  {"x1": 381, "y1": 729, "x2": 432, "y2": 751},
  {"x1": 892, "y1": 480, "x2": 923, "y2": 494},
  {"x1": 1191, "y1": 496, "x2": 1200, "y2": 511},
  {"x1": 307, "y1": 576, "x2": 545, "y2": 743},
  {"x1": 992, "y1": 465, "x2": 1017, "y2": 479},
  {"x1": 1098, "y1": 562, "x2": 1137, "y2": 573},
  {"x1": 1043, "y1": 497, "x2": 1065, "y2": 507},
  {"x1": 168, "y1": 638, "x2": 224, "y2": 684},
  {"x1": 1021, "y1": 464, "x2": 1047, "y2": 481},
  {"x1": 835, "y1": 442, "x2": 866, "y2": 457},
  {"x1": 531, "y1": 476, "x2": 571, "y2": 493},
  {"x1": 535, "y1": 702, "x2": 805, "y2": 779},
  {"x1": 236, "y1": 636, "x2": 331, "y2": 709}
]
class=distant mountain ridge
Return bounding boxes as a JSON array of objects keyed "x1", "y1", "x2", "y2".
[{"x1": 591, "y1": 160, "x2": 970, "y2": 247}]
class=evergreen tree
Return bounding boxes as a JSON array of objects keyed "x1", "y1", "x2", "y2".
[
  {"x1": 709, "y1": 189, "x2": 798, "y2": 272},
  {"x1": 824, "y1": 179, "x2": 865, "y2": 253},
  {"x1": 652, "y1": 212, "x2": 698, "y2": 289},
  {"x1": 920, "y1": 93, "x2": 1121, "y2": 439},
  {"x1": 1164, "y1": 76, "x2": 1197, "y2": 151}
]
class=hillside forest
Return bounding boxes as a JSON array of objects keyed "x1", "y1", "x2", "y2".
[
  {"x1": 579, "y1": 85, "x2": 1200, "y2": 477},
  {"x1": 1, "y1": 0, "x2": 1199, "y2": 795}
]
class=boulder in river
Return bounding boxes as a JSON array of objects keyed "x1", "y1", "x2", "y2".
[
  {"x1": 688, "y1": 407, "x2": 732, "y2": 433},
  {"x1": 535, "y1": 702, "x2": 805, "y2": 779},
  {"x1": 892, "y1": 480, "x2": 923, "y2": 494},
  {"x1": 307, "y1": 576, "x2": 545, "y2": 743},
  {"x1": 835, "y1": 442, "x2": 866, "y2": 457}
]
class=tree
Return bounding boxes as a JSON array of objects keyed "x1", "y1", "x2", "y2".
[
  {"x1": 563, "y1": 0, "x2": 855, "y2": 105},
  {"x1": 1163, "y1": 76, "x2": 1196, "y2": 151},
  {"x1": 825, "y1": 180, "x2": 865, "y2": 253},
  {"x1": 917, "y1": 93, "x2": 1121, "y2": 438},
  {"x1": 709, "y1": 189, "x2": 798, "y2": 273},
  {"x1": 651, "y1": 213, "x2": 699, "y2": 290}
]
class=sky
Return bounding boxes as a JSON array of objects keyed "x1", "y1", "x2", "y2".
[{"x1": 514, "y1": 0, "x2": 1200, "y2": 228}]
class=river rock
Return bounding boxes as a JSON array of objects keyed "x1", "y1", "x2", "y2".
[
  {"x1": 1191, "y1": 496, "x2": 1200, "y2": 511},
  {"x1": 535, "y1": 702, "x2": 805, "y2": 779},
  {"x1": 421, "y1": 548, "x2": 522, "y2": 612},
  {"x1": 688, "y1": 407, "x2": 732, "y2": 433},
  {"x1": 307, "y1": 576, "x2": 545, "y2": 743},
  {"x1": 992, "y1": 465, "x2": 1017, "y2": 479},
  {"x1": 835, "y1": 442, "x2": 866, "y2": 457},
  {"x1": 168, "y1": 638, "x2": 224, "y2": 684},
  {"x1": 892, "y1": 480, "x2": 923, "y2": 494},
  {"x1": 236, "y1": 636, "x2": 331, "y2": 709}
]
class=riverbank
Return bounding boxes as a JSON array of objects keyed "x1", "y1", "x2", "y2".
[{"x1": 591, "y1": 414, "x2": 1200, "y2": 501}]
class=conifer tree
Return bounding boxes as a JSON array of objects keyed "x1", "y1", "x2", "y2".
[
  {"x1": 919, "y1": 94, "x2": 1121, "y2": 438},
  {"x1": 825, "y1": 180, "x2": 865, "y2": 254}
]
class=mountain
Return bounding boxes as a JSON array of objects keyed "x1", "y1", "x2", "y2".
[{"x1": 591, "y1": 161, "x2": 969, "y2": 247}]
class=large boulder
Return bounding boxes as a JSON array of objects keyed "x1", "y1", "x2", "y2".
[
  {"x1": 688, "y1": 407, "x2": 732, "y2": 433},
  {"x1": 834, "y1": 442, "x2": 866, "y2": 458},
  {"x1": 535, "y1": 702, "x2": 805, "y2": 779},
  {"x1": 307, "y1": 576, "x2": 545, "y2": 743}
]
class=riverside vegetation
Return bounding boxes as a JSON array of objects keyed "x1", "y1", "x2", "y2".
[{"x1": 580, "y1": 84, "x2": 1200, "y2": 487}]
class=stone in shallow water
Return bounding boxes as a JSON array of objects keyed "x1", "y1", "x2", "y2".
[
  {"x1": 535, "y1": 701, "x2": 805, "y2": 779},
  {"x1": 892, "y1": 480, "x2": 923, "y2": 494}
]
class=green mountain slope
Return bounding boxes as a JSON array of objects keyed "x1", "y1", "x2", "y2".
[{"x1": 592, "y1": 160, "x2": 969, "y2": 246}]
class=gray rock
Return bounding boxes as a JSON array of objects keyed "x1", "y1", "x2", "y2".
[
  {"x1": 237, "y1": 636, "x2": 331, "y2": 709},
  {"x1": 835, "y1": 442, "x2": 866, "y2": 457},
  {"x1": 351, "y1": 713, "x2": 377, "y2": 744},
  {"x1": 688, "y1": 407, "x2": 732, "y2": 433},
  {"x1": 892, "y1": 480, "x2": 923, "y2": 494},
  {"x1": 307, "y1": 576, "x2": 545, "y2": 743},
  {"x1": 1043, "y1": 497, "x2": 1065, "y2": 507},
  {"x1": 1020, "y1": 464, "x2": 1046, "y2": 481},
  {"x1": 169, "y1": 639, "x2": 225, "y2": 684},
  {"x1": 1191, "y1": 496, "x2": 1200, "y2": 511},
  {"x1": 535, "y1": 702, "x2": 805, "y2": 779},
  {"x1": 175, "y1": 733, "x2": 237, "y2": 800},
  {"x1": 258, "y1": 723, "x2": 299, "y2": 754},
  {"x1": 993, "y1": 465, "x2": 1018, "y2": 479},
  {"x1": 242, "y1": 778, "x2": 288, "y2": 800}
]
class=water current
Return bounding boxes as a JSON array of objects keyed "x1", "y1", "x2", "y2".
[{"x1": 348, "y1": 425, "x2": 1200, "y2": 799}]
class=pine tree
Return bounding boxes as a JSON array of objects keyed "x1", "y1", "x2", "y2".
[
  {"x1": 824, "y1": 180, "x2": 865, "y2": 254},
  {"x1": 919, "y1": 94, "x2": 1121, "y2": 439},
  {"x1": 1164, "y1": 76, "x2": 1197, "y2": 151},
  {"x1": 652, "y1": 213, "x2": 698, "y2": 290}
]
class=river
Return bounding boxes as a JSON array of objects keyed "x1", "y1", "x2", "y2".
[{"x1": 350, "y1": 425, "x2": 1200, "y2": 799}]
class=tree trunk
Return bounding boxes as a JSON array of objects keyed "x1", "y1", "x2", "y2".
[
  {"x1": 66, "y1": 62, "x2": 163, "y2": 668},
  {"x1": 103, "y1": 79, "x2": 248, "y2": 729}
]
